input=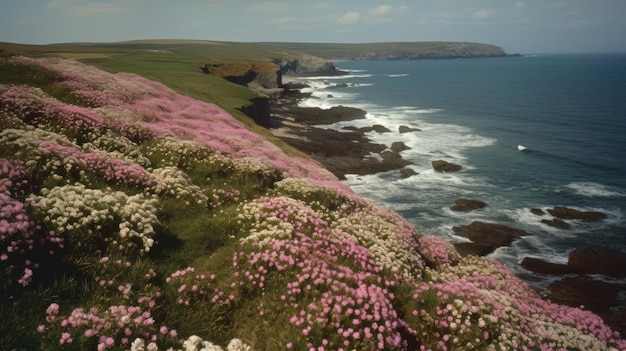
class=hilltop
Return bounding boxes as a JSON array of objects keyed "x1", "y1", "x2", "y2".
[{"x1": 1, "y1": 42, "x2": 624, "y2": 351}]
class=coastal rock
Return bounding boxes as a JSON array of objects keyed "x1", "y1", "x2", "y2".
[
  {"x1": 360, "y1": 124, "x2": 391, "y2": 133},
  {"x1": 399, "y1": 125, "x2": 421, "y2": 133},
  {"x1": 272, "y1": 55, "x2": 340, "y2": 76},
  {"x1": 520, "y1": 257, "x2": 582, "y2": 275},
  {"x1": 540, "y1": 218, "x2": 571, "y2": 229},
  {"x1": 547, "y1": 206, "x2": 607, "y2": 222},
  {"x1": 453, "y1": 242, "x2": 496, "y2": 257},
  {"x1": 568, "y1": 248, "x2": 626, "y2": 278},
  {"x1": 450, "y1": 199, "x2": 486, "y2": 212},
  {"x1": 452, "y1": 221, "x2": 531, "y2": 256},
  {"x1": 390, "y1": 141, "x2": 411, "y2": 153},
  {"x1": 400, "y1": 168, "x2": 418, "y2": 178},
  {"x1": 530, "y1": 208, "x2": 545, "y2": 216},
  {"x1": 288, "y1": 105, "x2": 367, "y2": 124},
  {"x1": 432, "y1": 160, "x2": 462, "y2": 172}
]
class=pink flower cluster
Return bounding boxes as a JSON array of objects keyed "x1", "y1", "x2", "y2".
[
  {"x1": 417, "y1": 236, "x2": 461, "y2": 270},
  {"x1": 40, "y1": 301, "x2": 175, "y2": 350},
  {"x1": 165, "y1": 266, "x2": 233, "y2": 306},
  {"x1": 4, "y1": 57, "x2": 340, "y2": 184},
  {"x1": 1, "y1": 159, "x2": 63, "y2": 289},
  {"x1": 232, "y1": 224, "x2": 405, "y2": 350},
  {"x1": 38, "y1": 140, "x2": 155, "y2": 187}
]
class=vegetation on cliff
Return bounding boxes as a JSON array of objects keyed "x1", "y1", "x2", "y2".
[{"x1": 1, "y1": 50, "x2": 624, "y2": 351}]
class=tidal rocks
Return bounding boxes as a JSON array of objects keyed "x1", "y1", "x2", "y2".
[
  {"x1": 547, "y1": 206, "x2": 607, "y2": 222},
  {"x1": 431, "y1": 160, "x2": 462, "y2": 172},
  {"x1": 390, "y1": 141, "x2": 411, "y2": 153},
  {"x1": 568, "y1": 248, "x2": 626, "y2": 278},
  {"x1": 540, "y1": 218, "x2": 571, "y2": 229},
  {"x1": 520, "y1": 257, "x2": 581, "y2": 275},
  {"x1": 400, "y1": 168, "x2": 418, "y2": 178},
  {"x1": 450, "y1": 199, "x2": 486, "y2": 212},
  {"x1": 452, "y1": 221, "x2": 531, "y2": 256},
  {"x1": 399, "y1": 125, "x2": 421, "y2": 134}
]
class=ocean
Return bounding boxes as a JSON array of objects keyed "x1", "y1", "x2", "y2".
[{"x1": 297, "y1": 53, "x2": 626, "y2": 287}]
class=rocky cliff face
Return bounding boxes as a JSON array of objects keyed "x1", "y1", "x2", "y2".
[{"x1": 272, "y1": 55, "x2": 342, "y2": 76}]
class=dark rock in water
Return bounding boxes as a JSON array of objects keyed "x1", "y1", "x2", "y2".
[
  {"x1": 399, "y1": 125, "x2": 421, "y2": 133},
  {"x1": 327, "y1": 94, "x2": 334, "y2": 98},
  {"x1": 568, "y1": 248, "x2": 626, "y2": 278},
  {"x1": 547, "y1": 206, "x2": 607, "y2": 222},
  {"x1": 334, "y1": 83, "x2": 349, "y2": 88},
  {"x1": 521, "y1": 257, "x2": 582, "y2": 275},
  {"x1": 432, "y1": 160, "x2": 462, "y2": 172},
  {"x1": 452, "y1": 221, "x2": 531, "y2": 256},
  {"x1": 400, "y1": 168, "x2": 418, "y2": 178},
  {"x1": 450, "y1": 199, "x2": 486, "y2": 212},
  {"x1": 530, "y1": 208, "x2": 545, "y2": 216},
  {"x1": 391, "y1": 141, "x2": 411, "y2": 153},
  {"x1": 453, "y1": 242, "x2": 496, "y2": 257},
  {"x1": 360, "y1": 124, "x2": 392, "y2": 133},
  {"x1": 541, "y1": 218, "x2": 571, "y2": 229}
]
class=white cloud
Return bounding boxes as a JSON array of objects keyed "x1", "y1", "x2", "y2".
[
  {"x1": 369, "y1": 5, "x2": 392, "y2": 17},
  {"x1": 338, "y1": 11, "x2": 361, "y2": 25},
  {"x1": 515, "y1": 2, "x2": 526, "y2": 10},
  {"x1": 471, "y1": 9, "x2": 494, "y2": 20}
]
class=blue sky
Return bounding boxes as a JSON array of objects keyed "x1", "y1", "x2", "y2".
[{"x1": 1, "y1": 0, "x2": 624, "y2": 54}]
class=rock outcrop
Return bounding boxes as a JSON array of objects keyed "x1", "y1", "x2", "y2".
[
  {"x1": 450, "y1": 199, "x2": 486, "y2": 212},
  {"x1": 272, "y1": 55, "x2": 342, "y2": 76},
  {"x1": 453, "y1": 221, "x2": 531, "y2": 256},
  {"x1": 432, "y1": 160, "x2": 462, "y2": 172},
  {"x1": 547, "y1": 206, "x2": 607, "y2": 222}
]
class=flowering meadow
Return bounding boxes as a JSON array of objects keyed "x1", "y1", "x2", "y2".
[{"x1": 1, "y1": 54, "x2": 624, "y2": 351}]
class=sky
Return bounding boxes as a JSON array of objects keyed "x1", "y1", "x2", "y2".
[{"x1": 1, "y1": 0, "x2": 625, "y2": 54}]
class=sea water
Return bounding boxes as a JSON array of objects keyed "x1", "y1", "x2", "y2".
[{"x1": 297, "y1": 54, "x2": 626, "y2": 287}]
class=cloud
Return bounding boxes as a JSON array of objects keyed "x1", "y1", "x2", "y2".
[
  {"x1": 338, "y1": 11, "x2": 361, "y2": 25},
  {"x1": 369, "y1": 5, "x2": 393, "y2": 17},
  {"x1": 471, "y1": 9, "x2": 495, "y2": 20},
  {"x1": 515, "y1": 1, "x2": 526, "y2": 9}
]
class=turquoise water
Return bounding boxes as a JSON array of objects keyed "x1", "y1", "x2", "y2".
[{"x1": 298, "y1": 54, "x2": 626, "y2": 285}]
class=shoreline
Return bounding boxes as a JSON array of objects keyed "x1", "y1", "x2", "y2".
[{"x1": 268, "y1": 78, "x2": 413, "y2": 179}]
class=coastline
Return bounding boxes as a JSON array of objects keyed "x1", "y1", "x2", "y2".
[{"x1": 268, "y1": 77, "x2": 413, "y2": 179}]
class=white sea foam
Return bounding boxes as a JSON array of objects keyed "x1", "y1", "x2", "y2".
[
  {"x1": 387, "y1": 74, "x2": 410, "y2": 77},
  {"x1": 565, "y1": 182, "x2": 625, "y2": 197}
]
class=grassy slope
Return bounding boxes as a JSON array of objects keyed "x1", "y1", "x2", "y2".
[{"x1": 3, "y1": 42, "x2": 312, "y2": 160}]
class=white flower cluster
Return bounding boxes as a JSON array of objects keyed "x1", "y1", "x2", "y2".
[
  {"x1": 129, "y1": 336, "x2": 251, "y2": 351},
  {"x1": 0, "y1": 127, "x2": 75, "y2": 168},
  {"x1": 240, "y1": 216, "x2": 294, "y2": 245},
  {"x1": 27, "y1": 183, "x2": 158, "y2": 252},
  {"x1": 144, "y1": 138, "x2": 216, "y2": 170},
  {"x1": 331, "y1": 210, "x2": 424, "y2": 282},
  {"x1": 273, "y1": 177, "x2": 363, "y2": 218},
  {"x1": 150, "y1": 166, "x2": 208, "y2": 205},
  {"x1": 82, "y1": 130, "x2": 151, "y2": 168}
]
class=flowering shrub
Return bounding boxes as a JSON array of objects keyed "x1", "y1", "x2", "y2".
[
  {"x1": 39, "y1": 301, "x2": 174, "y2": 351},
  {"x1": 331, "y1": 206, "x2": 424, "y2": 282},
  {"x1": 82, "y1": 130, "x2": 152, "y2": 168},
  {"x1": 417, "y1": 236, "x2": 461, "y2": 270},
  {"x1": 26, "y1": 184, "x2": 158, "y2": 253},
  {"x1": 272, "y1": 177, "x2": 365, "y2": 217},
  {"x1": 150, "y1": 167, "x2": 208, "y2": 205}
]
